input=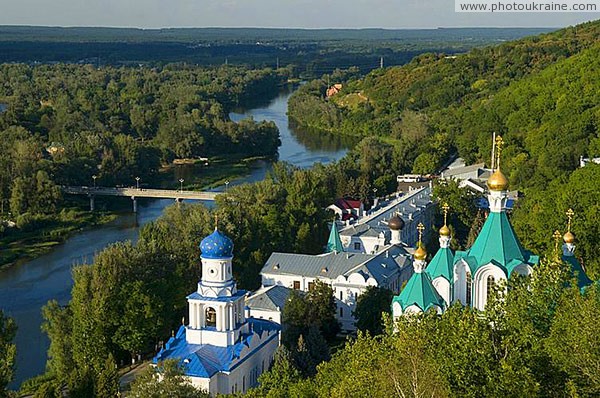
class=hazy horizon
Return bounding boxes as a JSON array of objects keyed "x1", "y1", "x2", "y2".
[{"x1": 0, "y1": 0, "x2": 597, "y2": 30}]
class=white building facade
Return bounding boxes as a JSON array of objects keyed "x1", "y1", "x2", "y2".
[
  {"x1": 153, "y1": 228, "x2": 280, "y2": 396},
  {"x1": 261, "y1": 243, "x2": 413, "y2": 332}
]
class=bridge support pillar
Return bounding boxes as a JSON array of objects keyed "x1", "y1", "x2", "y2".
[
  {"x1": 132, "y1": 197, "x2": 138, "y2": 213},
  {"x1": 89, "y1": 195, "x2": 95, "y2": 212}
]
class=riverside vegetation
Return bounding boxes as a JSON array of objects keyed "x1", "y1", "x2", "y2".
[
  {"x1": 0, "y1": 64, "x2": 285, "y2": 267},
  {"x1": 1, "y1": 20, "x2": 600, "y2": 398}
]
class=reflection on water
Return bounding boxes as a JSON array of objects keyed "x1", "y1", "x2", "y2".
[
  {"x1": 1, "y1": 85, "x2": 356, "y2": 389},
  {"x1": 288, "y1": 119, "x2": 360, "y2": 153},
  {"x1": 230, "y1": 84, "x2": 354, "y2": 169}
]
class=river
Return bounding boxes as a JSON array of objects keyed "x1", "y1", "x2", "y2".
[{"x1": 0, "y1": 85, "x2": 353, "y2": 388}]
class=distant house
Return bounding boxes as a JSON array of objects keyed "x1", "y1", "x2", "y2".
[
  {"x1": 327, "y1": 198, "x2": 364, "y2": 221},
  {"x1": 326, "y1": 84, "x2": 343, "y2": 98},
  {"x1": 440, "y1": 162, "x2": 491, "y2": 181},
  {"x1": 580, "y1": 156, "x2": 600, "y2": 168}
]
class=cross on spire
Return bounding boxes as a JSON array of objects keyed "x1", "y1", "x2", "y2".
[
  {"x1": 417, "y1": 222, "x2": 425, "y2": 245},
  {"x1": 214, "y1": 214, "x2": 219, "y2": 231},
  {"x1": 566, "y1": 208, "x2": 574, "y2": 232},
  {"x1": 552, "y1": 230, "x2": 562, "y2": 261},
  {"x1": 442, "y1": 202, "x2": 450, "y2": 226},
  {"x1": 495, "y1": 135, "x2": 504, "y2": 170}
]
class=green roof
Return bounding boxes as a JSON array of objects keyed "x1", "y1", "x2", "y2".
[
  {"x1": 426, "y1": 247, "x2": 454, "y2": 282},
  {"x1": 392, "y1": 272, "x2": 446, "y2": 312},
  {"x1": 326, "y1": 222, "x2": 344, "y2": 253},
  {"x1": 465, "y1": 211, "x2": 535, "y2": 275},
  {"x1": 563, "y1": 255, "x2": 593, "y2": 290}
]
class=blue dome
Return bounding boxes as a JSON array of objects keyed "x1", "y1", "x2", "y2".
[{"x1": 200, "y1": 229, "x2": 234, "y2": 259}]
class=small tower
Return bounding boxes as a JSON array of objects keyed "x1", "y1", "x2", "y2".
[
  {"x1": 560, "y1": 208, "x2": 592, "y2": 289},
  {"x1": 391, "y1": 223, "x2": 445, "y2": 316},
  {"x1": 388, "y1": 213, "x2": 405, "y2": 245},
  {"x1": 426, "y1": 203, "x2": 455, "y2": 305},
  {"x1": 562, "y1": 208, "x2": 576, "y2": 257},
  {"x1": 186, "y1": 222, "x2": 249, "y2": 347},
  {"x1": 438, "y1": 202, "x2": 451, "y2": 249},
  {"x1": 326, "y1": 221, "x2": 344, "y2": 253},
  {"x1": 487, "y1": 136, "x2": 510, "y2": 213}
]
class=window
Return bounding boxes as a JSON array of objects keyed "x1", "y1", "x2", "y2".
[
  {"x1": 205, "y1": 307, "x2": 216, "y2": 327},
  {"x1": 308, "y1": 281, "x2": 314, "y2": 291},
  {"x1": 243, "y1": 376, "x2": 246, "y2": 392},
  {"x1": 340, "y1": 307, "x2": 344, "y2": 318},
  {"x1": 354, "y1": 242, "x2": 361, "y2": 250},
  {"x1": 487, "y1": 275, "x2": 496, "y2": 301},
  {"x1": 466, "y1": 272, "x2": 472, "y2": 306},
  {"x1": 339, "y1": 290, "x2": 343, "y2": 300},
  {"x1": 293, "y1": 281, "x2": 300, "y2": 290}
]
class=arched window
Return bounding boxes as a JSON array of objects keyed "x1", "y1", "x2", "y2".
[
  {"x1": 466, "y1": 271, "x2": 472, "y2": 306},
  {"x1": 487, "y1": 275, "x2": 496, "y2": 301},
  {"x1": 205, "y1": 307, "x2": 216, "y2": 327}
]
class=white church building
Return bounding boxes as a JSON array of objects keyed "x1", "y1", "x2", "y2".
[
  {"x1": 392, "y1": 137, "x2": 593, "y2": 318},
  {"x1": 153, "y1": 227, "x2": 280, "y2": 396}
]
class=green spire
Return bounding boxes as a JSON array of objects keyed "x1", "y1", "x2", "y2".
[{"x1": 326, "y1": 222, "x2": 344, "y2": 253}]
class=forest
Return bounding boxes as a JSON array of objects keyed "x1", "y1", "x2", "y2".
[
  {"x1": 1, "y1": 20, "x2": 600, "y2": 398},
  {"x1": 0, "y1": 26, "x2": 551, "y2": 75},
  {"x1": 0, "y1": 63, "x2": 284, "y2": 266}
]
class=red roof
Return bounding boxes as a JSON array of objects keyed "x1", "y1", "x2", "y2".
[{"x1": 335, "y1": 198, "x2": 362, "y2": 211}]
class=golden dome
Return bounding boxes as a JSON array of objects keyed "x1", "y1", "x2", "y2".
[
  {"x1": 563, "y1": 231, "x2": 575, "y2": 244},
  {"x1": 439, "y1": 224, "x2": 450, "y2": 237},
  {"x1": 487, "y1": 169, "x2": 509, "y2": 191},
  {"x1": 414, "y1": 243, "x2": 427, "y2": 261}
]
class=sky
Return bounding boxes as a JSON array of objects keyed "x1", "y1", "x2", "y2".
[{"x1": 0, "y1": 0, "x2": 597, "y2": 29}]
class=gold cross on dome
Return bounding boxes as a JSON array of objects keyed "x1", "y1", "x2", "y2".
[
  {"x1": 442, "y1": 202, "x2": 450, "y2": 226},
  {"x1": 566, "y1": 208, "x2": 575, "y2": 232},
  {"x1": 552, "y1": 230, "x2": 562, "y2": 261},
  {"x1": 495, "y1": 135, "x2": 504, "y2": 169},
  {"x1": 214, "y1": 214, "x2": 219, "y2": 231},
  {"x1": 417, "y1": 222, "x2": 425, "y2": 244}
]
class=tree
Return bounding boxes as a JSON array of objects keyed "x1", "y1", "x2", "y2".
[
  {"x1": 311, "y1": 325, "x2": 449, "y2": 398},
  {"x1": 248, "y1": 347, "x2": 302, "y2": 398},
  {"x1": 547, "y1": 285, "x2": 600, "y2": 396},
  {"x1": 304, "y1": 280, "x2": 340, "y2": 343},
  {"x1": 95, "y1": 354, "x2": 119, "y2": 398},
  {"x1": 128, "y1": 360, "x2": 208, "y2": 398},
  {"x1": 353, "y1": 286, "x2": 393, "y2": 336},
  {"x1": 0, "y1": 311, "x2": 16, "y2": 398}
]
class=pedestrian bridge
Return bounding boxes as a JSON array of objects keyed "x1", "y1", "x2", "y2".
[{"x1": 62, "y1": 186, "x2": 219, "y2": 212}]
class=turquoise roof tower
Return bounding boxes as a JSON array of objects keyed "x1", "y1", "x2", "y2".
[
  {"x1": 427, "y1": 202, "x2": 455, "y2": 283},
  {"x1": 561, "y1": 209, "x2": 592, "y2": 290},
  {"x1": 392, "y1": 271, "x2": 446, "y2": 313},
  {"x1": 392, "y1": 223, "x2": 446, "y2": 314},
  {"x1": 455, "y1": 211, "x2": 539, "y2": 276},
  {"x1": 326, "y1": 221, "x2": 344, "y2": 253}
]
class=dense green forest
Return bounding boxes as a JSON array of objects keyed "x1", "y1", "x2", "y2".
[
  {"x1": 0, "y1": 64, "x2": 283, "y2": 266},
  {"x1": 288, "y1": 20, "x2": 600, "y2": 182}
]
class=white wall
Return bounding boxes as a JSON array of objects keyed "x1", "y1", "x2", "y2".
[{"x1": 188, "y1": 326, "x2": 279, "y2": 396}]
